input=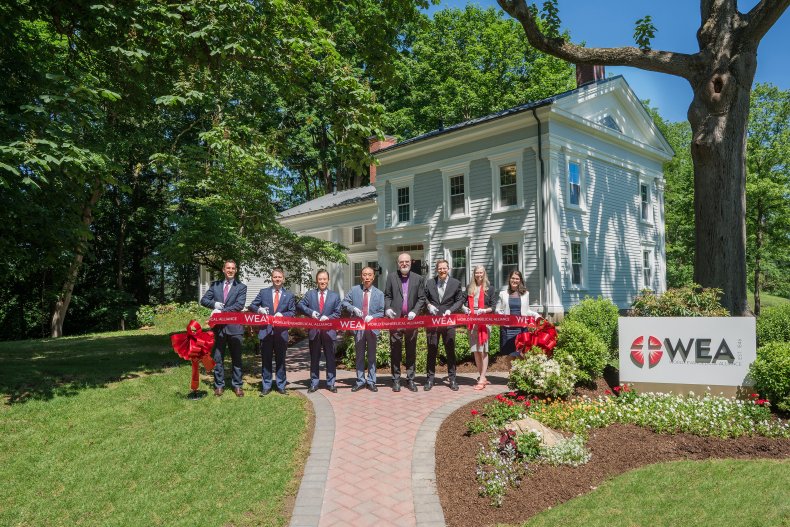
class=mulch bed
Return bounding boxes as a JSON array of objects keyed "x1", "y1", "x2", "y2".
[{"x1": 435, "y1": 390, "x2": 790, "y2": 527}]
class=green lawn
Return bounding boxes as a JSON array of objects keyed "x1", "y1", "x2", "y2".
[
  {"x1": 749, "y1": 291, "x2": 790, "y2": 310},
  {"x1": 520, "y1": 459, "x2": 790, "y2": 527},
  {"x1": 0, "y1": 325, "x2": 308, "y2": 527}
]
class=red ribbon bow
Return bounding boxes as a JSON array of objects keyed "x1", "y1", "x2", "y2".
[
  {"x1": 170, "y1": 320, "x2": 216, "y2": 391},
  {"x1": 515, "y1": 318, "x2": 557, "y2": 358}
]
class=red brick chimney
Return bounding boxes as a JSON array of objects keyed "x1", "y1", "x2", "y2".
[
  {"x1": 575, "y1": 64, "x2": 606, "y2": 87},
  {"x1": 368, "y1": 135, "x2": 397, "y2": 184}
]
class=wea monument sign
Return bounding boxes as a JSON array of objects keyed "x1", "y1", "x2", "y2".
[{"x1": 618, "y1": 317, "x2": 757, "y2": 396}]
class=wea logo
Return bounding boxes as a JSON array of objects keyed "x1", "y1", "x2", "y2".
[
  {"x1": 629, "y1": 334, "x2": 737, "y2": 369},
  {"x1": 630, "y1": 336, "x2": 663, "y2": 368}
]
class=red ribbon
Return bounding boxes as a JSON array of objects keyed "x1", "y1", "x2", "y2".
[
  {"x1": 515, "y1": 318, "x2": 557, "y2": 357},
  {"x1": 170, "y1": 320, "x2": 216, "y2": 391}
]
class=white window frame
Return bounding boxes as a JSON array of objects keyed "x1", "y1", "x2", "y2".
[
  {"x1": 639, "y1": 176, "x2": 653, "y2": 225},
  {"x1": 566, "y1": 231, "x2": 588, "y2": 290},
  {"x1": 488, "y1": 151, "x2": 524, "y2": 213},
  {"x1": 389, "y1": 175, "x2": 415, "y2": 227},
  {"x1": 491, "y1": 232, "x2": 524, "y2": 288},
  {"x1": 350, "y1": 225, "x2": 365, "y2": 245},
  {"x1": 641, "y1": 244, "x2": 655, "y2": 291},
  {"x1": 443, "y1": 238, "x2": 471, "y2": 286},
  {"x1": 441, "y1": 161, "x2": 470, "y2": 220},
  {"x1": 565, "y1": 157, "x2": 586, "y2": 212}
]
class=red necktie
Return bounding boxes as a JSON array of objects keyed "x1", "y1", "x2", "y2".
[
  {"x1": 362, "y1": 289, "x2": 369, "y2": 317},
  {"x1": 223, "y1": 282, "x2": 230, "y2": 302},
  {"x1": 273, "y1": 289, "x2": 280, "y2": 312},
  {"x1": 319, "y1": 291, "x2": 325, "y2": 312}
]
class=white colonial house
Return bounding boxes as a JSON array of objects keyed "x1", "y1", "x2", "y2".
[{"x1": 200, "y1": 72, "x2": 672, "y2": 317}]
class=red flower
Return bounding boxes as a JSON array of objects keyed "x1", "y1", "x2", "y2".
[
  {"x1": 524, "y1": 401, "x2": 531, "y2": 407},
  {"x1": 757, "y1": 399, "x2": 768, "y2": 406},
  {"x1": 508, "y1": 391, "x2": 517, "y2": 397},
  {"x1": 471, "y1": 409, "x2": 479, "y2": 416},
  {"x1": 506, "y1": 400, "x2": 514, "y2": 407},
  {"x1": 604, "y1": 389, "x2": 612, "y2": 395},
  {"x1": 750, "y1": 393, "x2": 759, "y2": 398},
  {"x1": 613, "y1": 386, "x2": 621, "y2": 393},
  {"x1": 517, "y1": 395, "x2": 525, "y2": 401}
]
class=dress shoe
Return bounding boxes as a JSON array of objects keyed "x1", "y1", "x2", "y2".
[
  {"x1": 408, "y1": 381, "x2": 418, "y2": 392},
  {"x1": 307, "y1": 385, "x2": 317, "y2": 393},
  {"x1": 233, "y1": 387, "x2": 245, "y2": 397},
  {"x1": 260, "y1": 389, "x2": 271, "y2": 396},
  {"x1": 351, "y1": 384, "x2": 364, "y2": 392},
  {"x1": 392, "y1": 380, "x2": 401, "y2": 392},
  {"x1": 214, "y1": 387, "x2": 224, "y2": 397},
  {"x1": 368, "y1": 384, "x2": 378, "y2": 392},
  {"x1": 424, "y1": 381, "x2": 433, "y2": 392},
  {"x1": 328, "y1": 385, "x2": 337, "y2": 393},
  {"x1": 449, "y1": 380, "x2": 459, "y2": 391},
  {"x1": 276, "y1": 387, "x2": 286, "y2": 395}
]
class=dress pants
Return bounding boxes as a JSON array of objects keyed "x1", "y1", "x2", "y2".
[
  {"x1": 260, "y1": 334, "x2": 288, "y2": 391},
  {"x1": 389, "y1": 329, "x2": 418, "y2": 381},
  {"x1": 309, "y1": 331, "x2": 336, "y2": 388},
  {"x1": 213, "y1": 331, "x2": 244, "y2": 389},
  {"x1": 354, "y1": 330, "x2": 378, "y2": 387},
  {"x1": 426, "y1": 326, "x2": 456, "y2": 382}
]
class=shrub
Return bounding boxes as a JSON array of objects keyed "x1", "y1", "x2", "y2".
[
  {"x1": 564, "y1": 297, "x2": 619, "y2": 356},
  {"x1": 339, "y1": 330, "x2": 393, "y2": 369},
  {"x1": 136, "y1": 302, "x2": 212, "y2": 331},
  {"x1": 630, "y1": 284, "x2": 729, "y2": 317},
  {"x1": 508, "y1": 347, "x2": 576, "y2": 398},
  {"x1": 553, "y1": 321, "x2": 608, "y2": 384},
  {"x1": 757, "y1": 305, "x2": 790, "y2": 346},
  {"x1": 750, "y1": 342, "x2": 790, "y2": 413},
  {"x1": 515, "y1": 430, "x2": 542, "y2": 460},
  {"x1": 136, "y1": 305, "x2": 156, "y2": 327}
]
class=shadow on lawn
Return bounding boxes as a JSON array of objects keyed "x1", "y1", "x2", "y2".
[{"x1": 0, "y1": 332, "x2": 183, "y2": 405}]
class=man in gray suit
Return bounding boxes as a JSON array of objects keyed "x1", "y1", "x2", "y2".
[
  {"x1": 342, "y1": 266, "x2": 385, "y2": 392},
  {"x1": 423, "y1": 259, "x2": 465, "y2": 391},
  {"x1": 200, "y1": 259, "x2": 248, "y2": 397},
  {"x1": 384, "y1": 252, "x2": 426, "y2": 392}
]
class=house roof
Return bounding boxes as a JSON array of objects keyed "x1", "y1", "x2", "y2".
[
  {"x1": 279, "y1": 185, "x2": 376, "y2": 219},
  {"x1": 379, "y1": 75, "x2": 622, "y2": 153}
]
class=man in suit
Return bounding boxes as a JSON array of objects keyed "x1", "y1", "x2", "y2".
[
  {"x1": 342, "y1": 266, "x2": 385, "y2": 392},
  {"x1": 297, "y1": 269, "x2": 341, "y2": 393},
  {"x1": 200, "y1": 260, "x2": 248, "y2": 397},
  {"x1": 249, "y1": 267, "x2": 296, "y2": 395},
  {"x1": 423, "y1": 259, "x2": 465, "y2": 391},
  {"x1": 384, "y1": 252, "x2": 426, "y2": 392}
]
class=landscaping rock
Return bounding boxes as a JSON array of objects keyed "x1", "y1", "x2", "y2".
[{"x1": 505, "y1": 417, "x2": 566, "y2": 447}]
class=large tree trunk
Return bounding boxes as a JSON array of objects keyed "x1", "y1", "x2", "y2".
[
  {"x1": 50, "y1": 182, "x2": 103, "y2": 338},
  {"x1": 752, "y1": 199, "x2": 765, "y2": 316}
]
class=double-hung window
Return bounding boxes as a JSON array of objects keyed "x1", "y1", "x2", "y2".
[
  {"x1": 397, "y1": 187, "x2": 410, "y2": 223},
  {"x1": 640, "y1": 180, "x2": 652, "y2": 223},
  {"x1": 642, "y1": 249, "x2": 653, "y2": 289},
  {"x1": 441, "y1": 162, "x2": 470, "y2": 219},
  {"x1": 501, "y1": 243, "x2": 519, "y2": 282},
  {"x1": 450, "y1": 248, "x2": 467, "y2": 285},
  {"x1": 489, "y1": 152, "x2": 523, "y2": 212},
  {"x1": 499, "y1": 165, "x2": 517, "y2": 208},
  {"x1": 568, "y1": 161, "x2": 582, "y2": 208},
  {"x1": 567, "y1": 231, "x2": 588, "y2": 289}
]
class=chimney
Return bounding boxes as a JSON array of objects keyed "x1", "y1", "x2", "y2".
[
  {"x1": 575, "y1": 64, "x2": 605, "y2": 87},
  {"x1": 368, "y1": 135, "x2": 397, "y2": 184}
]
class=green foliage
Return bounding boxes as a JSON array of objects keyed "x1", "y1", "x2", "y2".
[
  {"x1": 132, "y1": 302, "x2": 212, "y2": 332},
  {"x1": 554, "y1": 321, "x2": 609, "y2": 384},
  {"x1": 564, "y1": 297, "x2": 619, "y2": 356},
  {"x1": 630, "y1": 284, "x2": 729, "y2": 317},
  {"x1": 466, "y1": 409, "x2": 488, "y2": 435},
  {"x1": 750, "y1": 342, "x2": 790, "y2": 413},
  {"x1": 756, "y1": 305, "x2": 790, "y2": 346},
  {"x1": 515, "y1": 430, "x2": 542, "y2": 460},
  {"x1": 633, "y1": 15, "x2": 656, "y2": 50},
  {"x1": 508, "y1": 347, "x2": 577, "y2": 398}
]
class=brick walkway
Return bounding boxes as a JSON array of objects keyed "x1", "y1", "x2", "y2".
[{"x1": 284, "y1": 340, "x2": 508, "y2": 527}]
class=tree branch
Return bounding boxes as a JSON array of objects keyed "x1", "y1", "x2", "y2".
[
  {"x1": 744, "y1": 0, "x2": 790, "y2": 42},
  {"x1": 496, "y1": 0, "x2": 699, "y2": 79}
]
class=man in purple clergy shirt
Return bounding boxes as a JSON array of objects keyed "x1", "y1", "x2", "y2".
[{"x1": 384, "y1": 252, "x2": 426, "y2": 392}]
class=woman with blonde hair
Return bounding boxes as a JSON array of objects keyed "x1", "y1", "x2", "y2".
[{"x1": 466, "y1": 265, "x2": 496, "y2": 389}]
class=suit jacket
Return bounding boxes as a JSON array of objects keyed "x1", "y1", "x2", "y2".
[
  {"x1": 297, "y1": 288, "x2": 341, "y2": 340},
  {"x1": 200, "y1": 279, "x2": 247, "y2": 336},
  {"x1": 466, "y1": 285, "x2": 497, "y2": 311},
  {"x1": 342, "y1": 285, "x2": 385, "y2": 335},
  {"x1": 424, "y1": 276, "x2": 465, "y2": 315},
  {"x1": 249, "y1": 287, "x2": 297, "y2": 341},
  {"x1": 384, "y1": 271, "x2": 426, "y2": 316}
]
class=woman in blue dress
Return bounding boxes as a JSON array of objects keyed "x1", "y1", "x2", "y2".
[{"x1": 496, "y1": 270, "x2": 533, "y2": 356}]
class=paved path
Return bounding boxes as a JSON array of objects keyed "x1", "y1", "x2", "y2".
[{"x1": 283, "y1": 340, "x2": 509, "y2": 527}]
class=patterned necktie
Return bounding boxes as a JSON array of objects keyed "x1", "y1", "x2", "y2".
[
  {"x1": 273, "y1": 289, "x2": 280, "y2": 312},
  {"x1": 319, "y1": 291, "x2": 325, "y2": 312},
  {"x1": 223, "y1": 281, "x2": 231, "y2": 302},
  {"x1": 362, "y1": 289, "x2": 369, "y2": 317},
  {"x1": 438, "y1": 280, "x2": 446, "y2": 301}
]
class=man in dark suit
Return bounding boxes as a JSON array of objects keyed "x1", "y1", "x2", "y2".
[
  {"x1": 342, "y1": 266, "x2": 385, "y2": 392},
  {"x1": 423, "y1": 259, "x2": 465, "y2": 391},
  {"x1": 249, "y1": 267, "x2": 296, "y2": 395},
  {"x1": 297, "y1": 269, "x2": 341, "y2": 393},
  {"x1": 200, "y1": 260, "x2": 248, "y2": 397},
  {"x1": 384, "y1": 252, "x2": 426, "y2": 392}
]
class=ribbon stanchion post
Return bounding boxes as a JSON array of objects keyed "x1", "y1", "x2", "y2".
[{"x1": 170, "y1": 320, "x2": 216, "y2": 399}]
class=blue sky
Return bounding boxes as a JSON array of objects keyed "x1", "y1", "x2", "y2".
[{"x1": 427, "y1": 0, "x2": 790, "y2": 122}]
